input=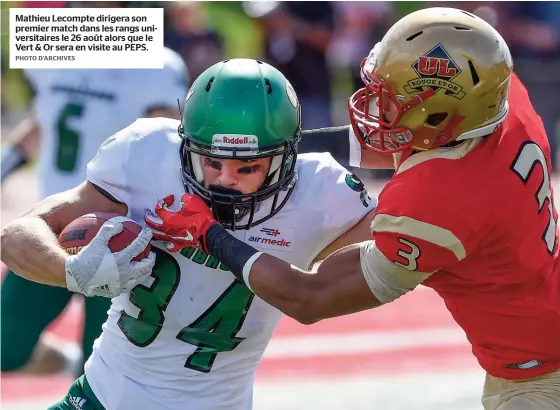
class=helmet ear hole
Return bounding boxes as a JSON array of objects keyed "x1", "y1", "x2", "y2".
[
  {"x1": 405, "y1": 31, "x2": 423, "y2": 41},
  {"x1": 264, "y1": 79, "x2": 273, "y2": 94},
  {"x1": 205, "y1": 77, "x2": 215, "y2": 92},
  {"x1": 468, "y1": 60, "x2": 480, "y2": 86},
  {"x1": 426, "y1": 113, "x2": 448, "y2": 127}
]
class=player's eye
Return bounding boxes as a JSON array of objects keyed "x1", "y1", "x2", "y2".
[
  {"x1": 238, "y1": 165, "x2": 261, "y2": 175},
  {"x1": 204, "y1": 158, "x2": 222, "y2": 171}
]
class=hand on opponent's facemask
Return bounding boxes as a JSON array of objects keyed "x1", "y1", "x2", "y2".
[{"x1": 144, "y1": 194, "x2": 218, "y2": 253}]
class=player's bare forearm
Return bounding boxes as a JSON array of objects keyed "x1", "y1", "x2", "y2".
[
  {"x1": 0, "y1": 181, "x2": 126, "y2": 287},
  {"x1": 248, "y1": 244, "x2": 382, "y2": 324},
  {"x1": 1, "y1": 216, "x2": 68, "y2": 286}
]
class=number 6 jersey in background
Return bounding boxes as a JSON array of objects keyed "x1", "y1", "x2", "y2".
[{"x1": 23, "y1": 46, "x2": 188, "y2": 198}]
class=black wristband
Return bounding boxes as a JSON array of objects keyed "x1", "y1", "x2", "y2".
[{"x1": 206, "y1": 224, "x2": 259, "y2": 283}]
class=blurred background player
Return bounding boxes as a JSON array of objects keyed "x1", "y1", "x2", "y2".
[{"x1": 0, "y1": 0, "x2": 188, "y2": 375}]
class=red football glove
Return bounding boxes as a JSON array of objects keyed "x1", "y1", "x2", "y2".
[{"x1": 144, "y1": 194, "x2": 218, "y2": 252}]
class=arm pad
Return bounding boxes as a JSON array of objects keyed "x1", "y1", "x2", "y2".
[{"x1": 359, "y1": 240, "x2": 434, "y2": 303}]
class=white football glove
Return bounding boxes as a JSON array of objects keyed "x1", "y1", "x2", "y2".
[{"x1": 64, "y1": 220, "x2": 155, "y2": 298}]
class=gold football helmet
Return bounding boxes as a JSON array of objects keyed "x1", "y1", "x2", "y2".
[{"x1": 348, "y1": 7, "x2": 514, "y2": 153}]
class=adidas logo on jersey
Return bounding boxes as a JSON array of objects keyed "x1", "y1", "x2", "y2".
[
  {"x1": 69, "y1": 395, "x2": 87, "y2": 409},
  {"x1": 91, "y1": 284, "x2": 112, "y2": 297}
]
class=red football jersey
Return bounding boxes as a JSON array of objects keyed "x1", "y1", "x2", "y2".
[{"x1": 372, "y1": 73, "x2": 560, "y2": 379}]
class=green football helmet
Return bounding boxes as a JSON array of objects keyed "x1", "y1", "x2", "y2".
[{"x1": 180, "y1": 59, "x2": 302, "y2": 230}]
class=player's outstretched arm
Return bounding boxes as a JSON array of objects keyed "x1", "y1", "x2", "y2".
[
  {"x1": 143, "y1": 193, "x2": 383, "y2": 323},
  {"x1": 0, "y1": 181, "x2": 126, "y2": 286},
  {"x1": 145, "y1": 194, "x2": 431, "y2": 324},
  {"x1": 247, "y1": 244, "x2": 382, "y2": 324},
  {"x1": 206, "y1": 228, "x2": 433, "y2": 324},
  {"x1": 202, "y1": 221, "x2": 404, "y2": 324},
  {"x1": 300, "y1": 126, "x2": 394, "y2": 169}
]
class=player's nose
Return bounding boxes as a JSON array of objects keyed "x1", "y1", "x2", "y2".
[{"x1": 216, "y1": 163, "x2": 238, "y2": 187}]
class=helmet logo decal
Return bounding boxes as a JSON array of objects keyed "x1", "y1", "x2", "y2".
[
  {"x1": 211, "y1": 134, "x2": 259, "y2": 156},
  {"x1": 286, "y1": 80, "x2": 299, "y2": 108},
  {"x1": 344, "y1": 173, "x2": 372, "y2": 208},
  {"x1": 404, "y1": 44, "x2": 466, "y2": 100}
]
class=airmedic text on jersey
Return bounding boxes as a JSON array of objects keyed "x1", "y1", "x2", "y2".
[{"x1": 246, "y1": 227, "x2": 295, "y2": 252}]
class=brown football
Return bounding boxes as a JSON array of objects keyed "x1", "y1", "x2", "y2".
[{"x1": 58, "y1": 212, "x2": 151, "y2": 262}]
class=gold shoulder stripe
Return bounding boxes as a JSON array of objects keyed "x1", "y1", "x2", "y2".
[{"x1": 371, "y1": 214, "x2": 466, "y2": 261}]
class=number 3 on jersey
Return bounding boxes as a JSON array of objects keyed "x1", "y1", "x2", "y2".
[
  {"x1": 117, "y1": 248, "x2": 181, "y2": 346},
  {"x1": 118, "y1": 248, "x2": 254, "y2": 372},
  {"x1": 511, "y1": 141, "x2": 558, "y2": 254}
]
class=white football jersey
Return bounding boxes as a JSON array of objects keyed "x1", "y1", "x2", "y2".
[
  {"x1": 25, "y1": 47, "x2": 188, "y2": 198},
  {"x1": 84, "y1": 118, "x2": 376, "y2": 410}
]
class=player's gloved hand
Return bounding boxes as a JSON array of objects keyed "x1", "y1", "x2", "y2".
[
  {"x1": 64, "y1": 221, "x2": 155, "y2": 298},
  {"x1": 144, "y1": 194, "x2": 218, "y2": 253}
]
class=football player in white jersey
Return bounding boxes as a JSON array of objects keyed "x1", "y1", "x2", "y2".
[
  {"x1": 0, "y1": 46, "x2": 188, "y2": 375},
  {"x1": 1, "y1": 59, "x2": 376, "y2": 410}
]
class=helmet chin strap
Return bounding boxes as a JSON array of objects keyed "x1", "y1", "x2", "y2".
[
  {"x1": 207, "y1": 184, "x2": 249, "y2": 224},
  {"x1": 205, "y1": 164, "x2": 284, "y2": 226},
  {"x1": 207, "y1": 185, "x2": 244, "y2": 197}
]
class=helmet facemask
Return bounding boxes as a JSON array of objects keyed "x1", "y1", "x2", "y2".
[
  {"x1": 180, "y1": 128, "x2": 299, "y2": 231},
  {"x1": 349, "y1": 56, "x2": 436, "y2": 154}
]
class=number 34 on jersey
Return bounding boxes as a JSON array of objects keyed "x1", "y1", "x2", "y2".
[{"x1": 117, "y1": 247, "x2": 254, "y2": 373}]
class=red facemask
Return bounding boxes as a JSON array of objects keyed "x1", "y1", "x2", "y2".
[{"x1": 348, "y1": 57, "x2": 436, "y2": 154}]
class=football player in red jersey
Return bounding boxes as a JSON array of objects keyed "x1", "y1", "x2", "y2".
[{"x1": 145, "y1": 7, "x2": 560, "y2": 409}]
